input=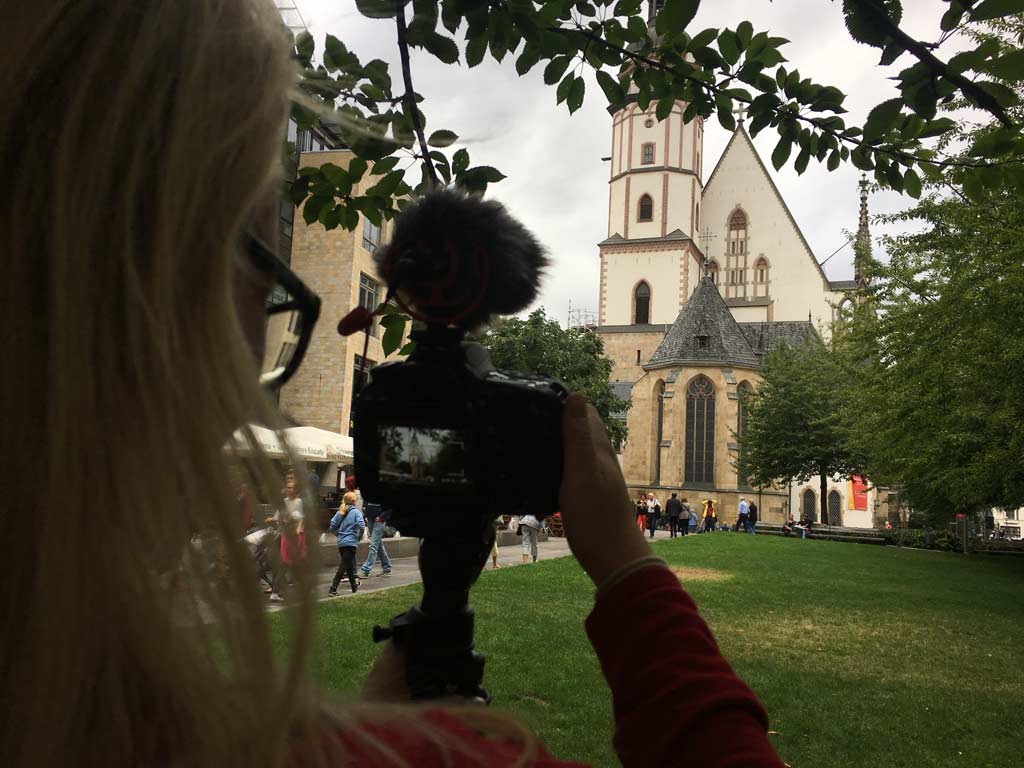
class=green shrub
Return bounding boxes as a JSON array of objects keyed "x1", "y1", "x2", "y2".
[{"x1": 880, "y1": 528, "x2": 959, "y2": 552}]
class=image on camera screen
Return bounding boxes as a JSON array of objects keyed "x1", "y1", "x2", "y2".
[{"x1": 378, "y1": 426, "x2": 470, "y2": 486}]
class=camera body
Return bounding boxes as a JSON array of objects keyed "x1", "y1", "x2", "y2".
[{"x1": 353, "y1": 326, "x2": 568, "y2": 537}]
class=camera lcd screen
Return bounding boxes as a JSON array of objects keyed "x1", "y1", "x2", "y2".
[{"x1": 378, "y1": 426, "x2": 470, "y2": 486}]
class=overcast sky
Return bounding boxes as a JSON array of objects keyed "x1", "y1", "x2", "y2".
[{"x1": 295, "y1": 0, "x2": 957, "y2": 324}]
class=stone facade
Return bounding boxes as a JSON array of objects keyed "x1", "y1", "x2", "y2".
[{"x1": 279, "y1": 149, "x2": 397, "y2": 438}]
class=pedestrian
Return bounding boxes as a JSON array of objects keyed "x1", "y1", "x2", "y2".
[
  {"x1": 359, "y1": 501, "x2": 392, "y2": 578},
  {"x1": 646, "y1": 493, "x2": 661, "y2": 539},
  {"x1": 268, "y1": 472, "x2": 306, "y2": 602},
  {"x1": 490, "y1": 532, "x2": 501, "y2": 570},
  {"x1": 636, "y1": 494, "x2": 648, "y2": 533},
  {"x1": 519, "y1": 512, "x2": 542, "y2": 563},
  {"x1": 782, "y1": 512, "x2": 796, "y2": 536},
  {"x1": 344, "y1": 475, "x2": 363, "y2": 512},
  {"x1": 748, "y1": 501, "x2": 758, "y2": 534},
  {"x1": 686, "y1": 502, "x2": 698, "y2": 535},
  {"x1": 328, "y1": 491, "x2": 365, "y2": 596},
  {"x1": 736, "y1": 497, "x2": 750, "y2": 533},
  {"x1": 701, "y1": 499, "x2": 717, "y2": 533},
  {"x1": 665, "y1": 493, "x2": 683, "y2": 538}
]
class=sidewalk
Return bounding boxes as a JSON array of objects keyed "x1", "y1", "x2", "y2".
[{"x1": 267, "y1": 528, "x2": 680, "y2": 612}]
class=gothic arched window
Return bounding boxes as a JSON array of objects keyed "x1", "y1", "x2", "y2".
[
  {"x1": 737, "y1": 381, "x2": 752, "y2": 487},
  {"x1": 633, "y1": 281, "x2": 651, "y2": 324},
  {"x1": 827, "y1": 490, "x2": 843, "y2": 526},
  {"x1": 726, "y1": 208, "x2": 749, "y2": 299},
  {"x1": 638, "y1": 194, "x2": 653, "y2": 222},
  {"x1": 802, "y1": 488, "x2": 817, "y2": 521},
  {"x1": 707, "y1": 260, "x2": 719, "y2": 285},
  {"x1": 753, "y1": 256, "x2": 769, "y2": 298},
  {"x1": 654, "y1": 380, "x2": 666, "y2": 484},
  {"x1": 685, "y1": 375, "x2": 715, "y2": 485}
]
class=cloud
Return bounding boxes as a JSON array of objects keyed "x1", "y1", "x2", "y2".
[{"x1": 296, "y1": 0, "x2": 962, "y2": 323}]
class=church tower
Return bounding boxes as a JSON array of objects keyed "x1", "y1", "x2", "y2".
[{"x1": 598, "y1": 78, "x2": 705, "y2": 326}]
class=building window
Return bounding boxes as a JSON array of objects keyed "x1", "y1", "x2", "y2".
[
  {"x1": 695, "y1": 334, "x2": 708, "y2": 350},
  {"x1": 1007, "y1": 508, "x2": 1018, "y2": 521},
  {"x1": 753, "y1": 256, "x2": 770, "y2": 298},
  {"x1": 827, "y1": 490, "x2": 843, "y2": 526},
  {"x1": 725, "y1": 208, "x2": 749, "y2": 299},
  {"x1": 358, "y1": 273, "x2": 379, "y2": 338},
  {"x1": 362, "y1": 217, "x2": 381, "y2": 251},
  {"x1": 707, "y1": 260, "x2": 719, "y2": 284},
  {"x1": 737, "y1": 381, "x2": 752, "y2": 487},
  {"x1": 638, "y1": 194, "x2": 653, "y2": 222},
  {"x1": 349, "y1": 355, "x2": 377, "y2": 436},
  {"x1": 685, "y1": 375, "x2": 715, "y2": 485},
  {"x1": 633, "y1": 281, "x2": 651, "y2": 324},
  {"x1": 641, "y1": 143, "x2": 655, "y2": 165},
  {"x1": 802, "y1": 489, "x2": 817, "y2": 522},
  {"x1": 644, "y1": 118, "x2": 654, "y2": 128},
  {"x1": 636, "y1": 349, "x2": 641, "y2": 364}
]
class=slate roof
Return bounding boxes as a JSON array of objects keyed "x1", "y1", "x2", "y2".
[
  {"x1": 829, "y1": 279, "x2": 858, "y2": 291},
  {"x1": 646, "y1": 276, "x2": 761, "y2": 369},
  {"x1": 598, "y1": 229, "x2": 691, "y2": 247},
  {"x1": 738, "y1": 321, "x2": 819, "y2": 357},
  {"x1": 610, "y1": 380, "x2": 633, "y2": 419}
]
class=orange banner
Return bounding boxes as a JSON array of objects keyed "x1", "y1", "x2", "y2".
[{"x1": 848, "y1": 475, "x2": 868, "y2": 510}]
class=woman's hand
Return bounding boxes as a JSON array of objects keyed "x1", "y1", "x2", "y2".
[{"x1": 559, "y1": 393, "x2": 652, "y2": 588}]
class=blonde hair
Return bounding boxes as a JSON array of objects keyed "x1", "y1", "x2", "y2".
[
  {"x1": 0, "y1": 2, "x2": 541, "y2": 767},
  {"x1": 342, "y1": 491, "x2": 358, "y2": 508}
]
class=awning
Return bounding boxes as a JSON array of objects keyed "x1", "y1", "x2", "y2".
[{"x1": 232, "y1": 425, "x2": 353, "y2": 463}]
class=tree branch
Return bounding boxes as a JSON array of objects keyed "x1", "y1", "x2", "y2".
[
  {"x1": 564, "y1": 26, "x2": 1022, "y2": 173},
  {"x1": 396, "y1": 6, "x2": 438, "y2": 188}
]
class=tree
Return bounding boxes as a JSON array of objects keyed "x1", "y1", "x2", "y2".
[
  {"x1": 832, "y1": 16, "x2": 1024, "y2": 524},
  {"x1": 478, "y1": 309, "x2": 630, "y2": 445},
  {"x1": 288, "y1": 0, "x2": 1024, "y2": 239},
  {"x1": 737, "y1": 339, "x2": 863, "y2": 524}
]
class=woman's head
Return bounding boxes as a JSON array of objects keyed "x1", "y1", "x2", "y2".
[
  {"x1": 343, "y1": 491, "x2": 359, "y2": 509},
  {"x1": 2, "y1": 1, "x2": 299, "y2": 763}
]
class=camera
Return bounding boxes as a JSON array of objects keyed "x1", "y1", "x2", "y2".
[{"x1": 353, "y1": 325, "x2": 567, "y2": 537}]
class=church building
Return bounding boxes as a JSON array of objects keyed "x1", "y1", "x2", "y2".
[{"x1": 595, "y1": 93, "x2": 875, "y2": 525}]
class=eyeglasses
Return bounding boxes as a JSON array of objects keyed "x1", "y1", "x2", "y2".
[{"x1": 245, "y1": 234, "x2": 321, "y2": 389}]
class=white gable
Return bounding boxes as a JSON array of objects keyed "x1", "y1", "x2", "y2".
[{"x1": 700, "y1": 127, "x2": 841, "y2": 328}]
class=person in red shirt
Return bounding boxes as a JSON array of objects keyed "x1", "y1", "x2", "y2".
[{"x1": 2, "y1": 2, "x2": 783, "y2": 765}]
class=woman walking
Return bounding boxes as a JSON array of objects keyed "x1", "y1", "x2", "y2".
[
  {"x1": 267, "y1": 472, "x2": 305, "y2": 602},
  {"x1": 636, "y1": 494, "x2": 648, "y2": 533},
  {"x1": 328, "y1": 492, "x2": 365, "y2": 596}
]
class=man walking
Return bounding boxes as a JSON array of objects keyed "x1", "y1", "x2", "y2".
[
  {"x1": 747, "y1": 501, "x2": 758, "y2": 534},
  {"x1": 360, "y1": 501, "x2": 392, "y2": 578},
  {"x1": 646, "y1": 493, "x2": 661, "y2": 539},
  {"x1": 736, "y1": 497, "x2": 750, "y2": 533},
  {"x1": 665, "y1": 492, "x2": 683, "y2": 538}
]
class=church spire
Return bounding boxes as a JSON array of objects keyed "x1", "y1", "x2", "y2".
[{"x1": 854, "y1": 174, "x2": 871, "y2": 288}]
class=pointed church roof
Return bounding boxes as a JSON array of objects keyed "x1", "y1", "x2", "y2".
[
  {"x1": 703, "y1": 124, "x2": 831, "y2": 286},
  {"x1": 646, "y1": 276, "x2": 761, "y2": 369}
]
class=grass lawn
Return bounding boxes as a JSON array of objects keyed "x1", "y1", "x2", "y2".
[{"x1": 269, "y1": 535, "x2": 1024, "y2": 767}]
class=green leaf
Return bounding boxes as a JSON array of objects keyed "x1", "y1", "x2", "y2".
[
  {"x1": 556, "y1": 73, "x2": 574, "y2": 105},
  {"x1": 428, "y1": 129, "x2": 458, "y2": 147},
  {"x1": 655, "y1": 97, "x2": 674, "y2": 122},
  {"x1": 456, "y1": 165, "x2": 506, "y2": 193},
  {"x1": 398, "y1": 341, "x2": 417, "y2": 356},
  {"x1": 370, "y1": 156, "x2": 400, "y2": 176},
  {"x1": 465, "y1": 33, "x2": 488, "y2": 67},
  {"x1": 626, "y1": 15, "x2": 648, "y2": 43},
  {"x1": 320, "y1": 164, "x2": 352, "y2": 195},
  {"x1": 985, "y1": 49, "x2": 1024, "y2": 80},
  {"x1": 355, "y1": 0, "x2": 401, "y2": 19},
  {"x1": 771, "y1": 136, "x2": 792, "y2": 170},
  {"x1": 516, "y1": 45, "x2": 542, "y2": 75},
  {"x1": 718, "y1": 29, "x2": 741, "y2": 66},
  {"x1": 295, "y1": 31, "x2": 315, "y2": 62},
  {"x1": 423, "y1": 32, "x2": 460, "y2": 64},
  {"x1": 794, "y1": 147, "x2": 810, "y2": 175},
  {"x1": 382, "y1": 314, "x2": 407, "y2": 356},
  {"x1": 736, "y1": 20, "x2": 753, "y2": 50},
  {"x1": 302, "y1": 195, "x2": 331, "y2": 225},
  {"x1": 347, "y1": 158, "x2": 368, "y2": 183},
  {"x1": 596, "y1": 70, "x2": 625, "y2": 108},
  {"x1": 656, "y1": 0, "x2": 701, "y2": 37},
  {"x1": 367, "y1": 170, "x2": 406, "y2": 198},
  {"x1": 689, "y1": 27, "x2": 719, "y2": 49},
  {"x1": 863, "y1": 97, "x2": 902, "y2": 143},
  {"x1": 903, "y1": 167, "x2": 921, "y2": 198},
  {"x1": 970, "y1": 0, "x2": 1024, "y2": 22},
  {"x1": 827, "y1": 149, "x2": 841, "y2": 171},
  {"x1": 917, "y1": 117, "x2": 955, "y2": 139},
  {"x1": 975, "y1": 80, "x2": 1020, "y2": 109},
  {"x1": 543, "y1": 56, "x2": 572, "y2": 85},
  {"x1": 452, "y1": 148, "x2": 470, "y2": 174},
  {"x1": 567, "y1": 76, "x2": 586, "y2": 114}
]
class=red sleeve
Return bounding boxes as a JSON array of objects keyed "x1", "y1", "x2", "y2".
[{"x1": 585, "y1": 566, "x2": 784, "y2": 768}]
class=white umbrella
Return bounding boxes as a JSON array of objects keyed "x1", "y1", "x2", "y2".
[{"x1": 232, "y1": 425, "x2": 353, "y2": 463}]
